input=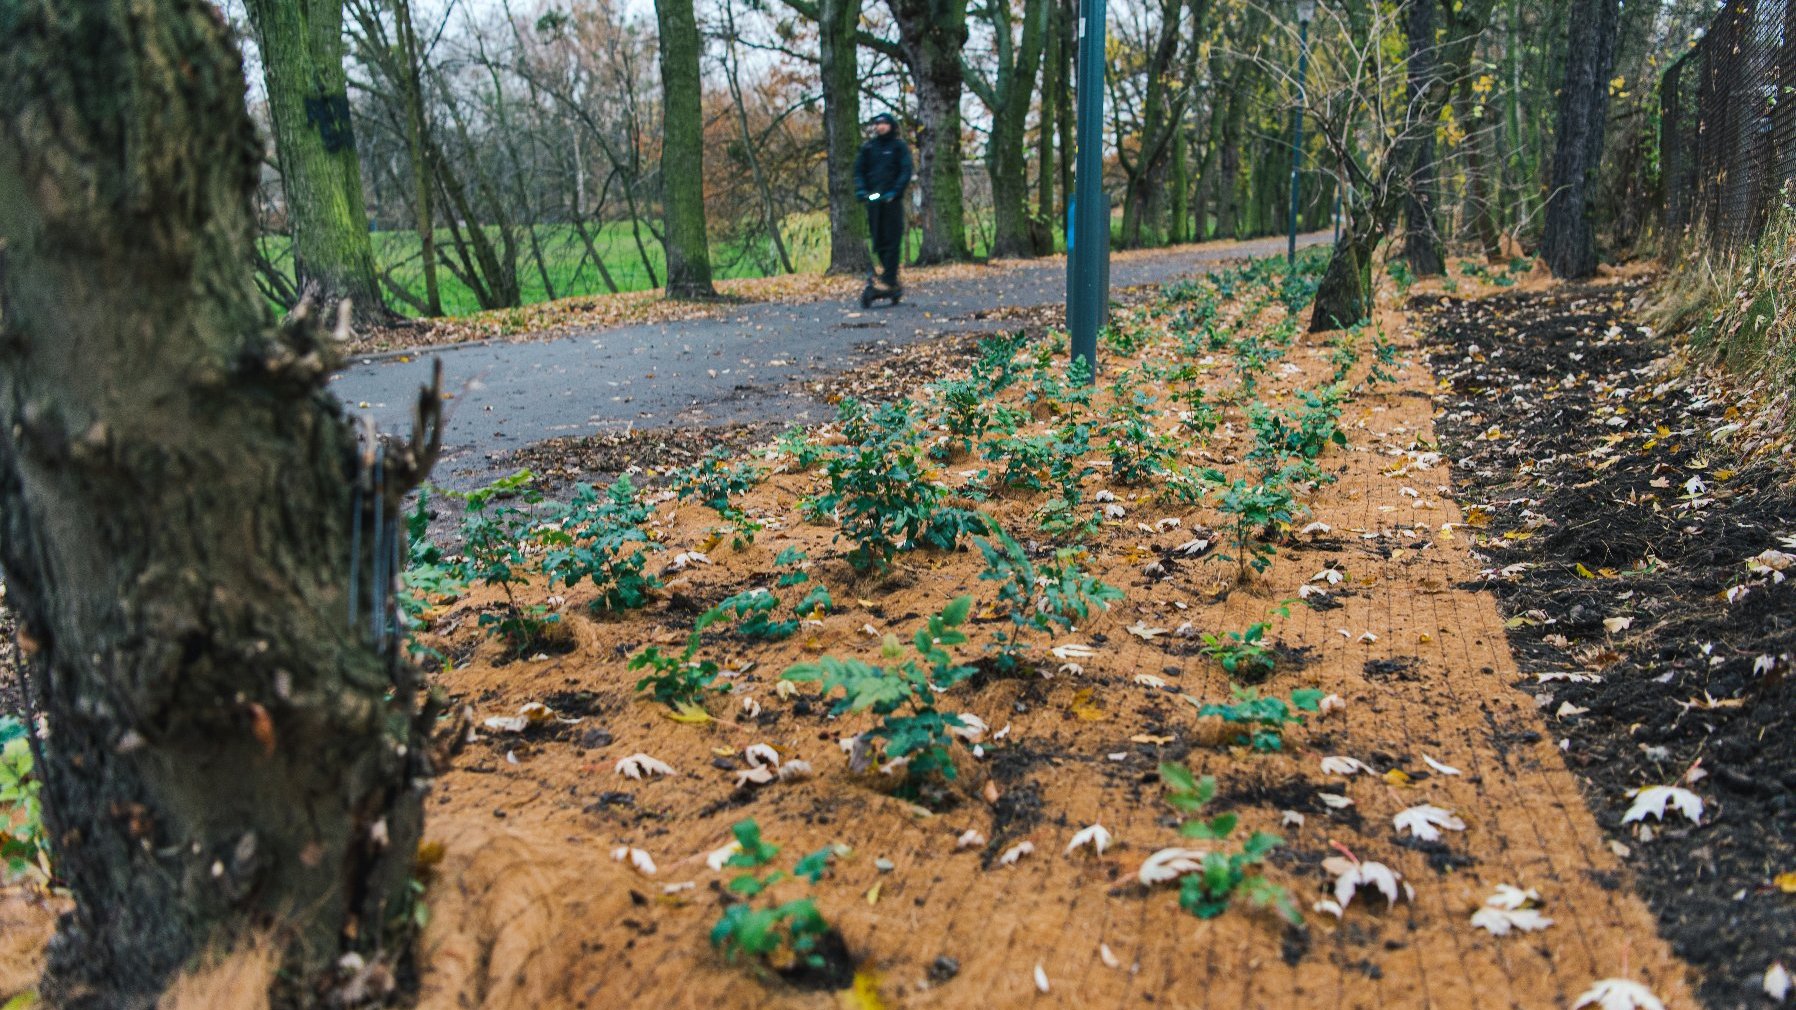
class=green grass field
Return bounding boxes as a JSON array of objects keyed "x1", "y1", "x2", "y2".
[{"x1": 258, "y1": 210, "x2": 1015, "y2": 318}]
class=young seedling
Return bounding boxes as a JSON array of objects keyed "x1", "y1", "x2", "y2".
[
  {"x1": 0, "y1": 717, "x2": 48, "y2": 881},
  {"x1": 783, "y1": 597, "x2": 978, "y2": 786},
  {"x1": 1157, "y1": 763, "x2": 1300, "y2": 924},
  {"x1": 539, "y1": 475, "x2": 662, "y2": 612},
  {"x1": 1199, "y1": 622, "x2": 1278, "y2": 681},
  {"x1": 1197, "y1": 687, "x2": 1325, "y2": 752},
  {"x1": 712, "y1": 819, "x2": 839, "y2": 977},
  {"x1": 1213, "y1": 478, "x2": 1298, "y2": 581},
  {"x1": 457, "y1": 470, "x2": 559, "y2": 654},
  {"x1": 976, "y1": 528, "x2": 1123, "y2": 670}
]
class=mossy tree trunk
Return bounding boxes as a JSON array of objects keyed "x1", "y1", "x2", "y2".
[
  {"x1": 244, "y1": 0, "x2": 388, "y2": 323},
  {"x1": 968, "y1": 0, "x2": 1048, "y2": 259},
  {"x1": 891, "y1": 0, "x2": 973, "y2": 264},
  {"x1": 654, "y1": 0, "x2": 718, "y2": 297},
  {"x1": 0, "y1": 1, "x2": 440, "y2": 1005},
  {"x1": 1399, "y1": 0, "x2": 1446, "y2": 276},
  {"x1": 819, "y1": 0, "x2": 873, "y2": 276}
]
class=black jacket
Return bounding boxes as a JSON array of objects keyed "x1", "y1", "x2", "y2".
[{"x1": 853, "y1": 132, "x2": 913, "y2": 198}]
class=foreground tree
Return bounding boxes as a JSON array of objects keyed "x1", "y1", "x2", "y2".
[
  {"x1": 243, "y1": 0, "x2": 389, "y2": 321},
  {"x1": 654, "y1": 0, "x2": 719, "y2": 296},
  {"x1": 0, "y1": 1, "x2": 440, "y2": 1004},
  {"x1": 1541, "y1": 0, "x2": 1620, "y2": 278}
]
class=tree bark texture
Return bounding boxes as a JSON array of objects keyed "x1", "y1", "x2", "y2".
[
  {"x1": 654, "y1": 0, "x2": 718, "y2": 296},
  {"x1": 819, "y1": 0, "x2": 873, "y2": 275},
  {"x1": 1542, "y1": 0, "x2": 1620, "y2": 279},
  {"x1": 1400, "y1": 0, "x2": 1446, "y2": 276},
  {"x1": 243, "y1": 0, "x2": 388, "y2": 323},
  {"x1": 890, "y1": 0, "x2": 972, "y2": 264},
  {"x1": 0, "y1": 2, "x2": 439, "y2": 1005},
  {"x1": 975, "y1": 0, "x2": 1048, "y2": 259}
]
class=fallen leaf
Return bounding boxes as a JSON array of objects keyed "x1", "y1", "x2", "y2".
[
  {"x1": 1571, "y1": 978, "x2": 1665, "y2": 1010},
  {"x1": 1065, "y1": 824, "x2": 1113, "y2": 857},
  {"x1": 614, "y1": 753, "x2": 678, "y2": 779},
  {"x1": 611, "y1": 846, "x2": 656, "y2": 876},
  {"x1": 1392, "y1": 804, "x2": 1466, "y2": 842},
  {"x1": 1622, "y1": 785, "x2": 1703, "y2": 825}
]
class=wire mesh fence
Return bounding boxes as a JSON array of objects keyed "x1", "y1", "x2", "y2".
[{"x1": 1659, "y1": 0, "x2": 1796, "y2": 250}]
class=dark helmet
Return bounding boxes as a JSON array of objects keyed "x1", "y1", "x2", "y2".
[{"x1": 869, "y1": 112, "x2": 897, "y2": 128}]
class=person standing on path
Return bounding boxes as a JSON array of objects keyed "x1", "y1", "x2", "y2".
[{"x1": 853, "y1": 112, "x2": 913, "y2": 293}]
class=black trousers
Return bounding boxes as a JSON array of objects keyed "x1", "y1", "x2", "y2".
[{"x1": 866, "y1": 197, "x2": 903, "y2": 285}]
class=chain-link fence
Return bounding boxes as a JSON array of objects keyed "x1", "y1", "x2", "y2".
[{"x1": 1660, "y1": 0, "x2": 1796, "y2": 249}]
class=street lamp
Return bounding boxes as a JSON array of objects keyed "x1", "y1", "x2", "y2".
[{"x1": 1287, "y1": 0, "x2": 1317, "y2": 265}]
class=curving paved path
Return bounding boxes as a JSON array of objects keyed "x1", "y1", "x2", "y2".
[{"x1": 329, "y1": 231, "x2": 1332, "y2": 486}]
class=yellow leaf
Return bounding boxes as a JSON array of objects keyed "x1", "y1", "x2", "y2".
[
  {"x1": 665, "y1": 702, "x2": 713, "y2": 725},
  {"x1": 865, "y1": 881, "x2": 882, "y2": 905},
  {"x1": 1502, "y1": 530, "x2": 1533, "y2": 541},
  {"x1": 1069, "y1": 688, "x2": 1108, "y2": 722},
  {"x1": 3, "y1": 992, "x2": 40, "y2": 1010},
  {"x1": 1383, "y1": 769, "x2": 1412, "y2": 787},
  {"x1": 1775, "y1": 871, "x2": 1796, "y2": 893},
  {"x1": 697, "y1": 531, "x2": 724, "y2": 554},
  {"x1": 838, "y1": 970, "x2": 888, "y2": 1010},
  {"x1": 1575, "y1": 563, "x2": 1596, "y2": 578}
]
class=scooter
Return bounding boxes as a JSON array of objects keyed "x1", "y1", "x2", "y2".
[{"x1": 858, "y1": 274, "x2": 902, "y2": 309}]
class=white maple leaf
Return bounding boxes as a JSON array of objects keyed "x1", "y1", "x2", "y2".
[
  {"x1": 1324, "y1": 856, "x2": 1411, "y2": 909},
  {"x1": 947, "y1": 713, "x2": 989, "y2": 741},
  {"x1": 777, "y1": 760, "x2": 813, "y2": 780},
  {"x1": 611, "y1": 846, "x2": 657, "y2": 876},
  {"x1": 1138, "y1": 846, "x2": 1208, "y2": 886},
  {"x1": 1127, "y1": 622, "x2": 1168, "y2": 640},
  {"x1": 1622, "y1": 785, "x2": 1703, "y2": 825},
  {"x1": 956, "y1": 828, "x2": 986, "y2": 849},
  {"x1": 1471, "y1": 906, "x2": 1554, "y2": 936},
  {"x1": 1103, "y1": 503, "x2": 1127, "y2": 519},
  {"x1": 1485, "y1": 884, "x2": 1541, "y2": 910},
  {"x1": 1065, "y1": 824, "x2": 1113, "y2": 857},
  {"x1": 1765, "y1": 962, "x2": 1790, "y2": 1003},
  {"x1": 614, "y1": 753, "x2": 677, "y2": 779},
  {"x1": 1134, "y1": 673, "x2": 1169, "y2": 688},
  {"x1": 735, "y1": 765, "x2": 777, "y2": 787},
  {"x1": 1422, "y1": 755, "x2": 1461, "y2": 776},
  {"x1": 744, "y1": 743, "x2": 780, "y2": 769},
  {"x1": 1393, "y1": 804, "x2": 1466, "y2": 842},
  {"x1": 998, "y1": 840, "x2": 1035, "y2": 866},
  {"x1": 1312, "y1": 568, "x2": 1345, "y2": 585},
  {"x1": 1572, "y1": 978, "x2": 1665, "y2": 1010},
  {"x1": 1321, "y1": 755, "x2": 1372, "y2": 776}
]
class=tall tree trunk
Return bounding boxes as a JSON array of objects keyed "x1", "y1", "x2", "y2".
[
  {"x1": 979, "y1": 0, "x2": 1049, "y2": 259},
  {"x1": 1400, "y1": 0, "x2": 1446, "y2": 276},
  {"x1": 1543, "y1": 0, "x2": 1618, "y2": 278},
  {"x1": 722, "y1": 6, "x2": 794, "y2": 274},
  {"x1": 0, "y1": 1, "x2": 439, "y2": 1006},
  {"x1": 972, "y1": 0, "x2": 1048, "y2": 259},
  {"x1": 1033, "y1": 0, "x2": 1063, "y2": 252},
  {"x1": 654, "y1": 0, "x2": 718, "y2": 296},
  {"x1": 890, "y1": 0, "x2": 972, "y2": 264},
  {"x1": 1215, "y1": 78, "x2": 1248, "y2": 239},
  {"x1": 819, "y1": 0, "x2": 873, "y2": 275},
  {"x1": 244, "y1": 0, "x2": 388, "y2": 323}
]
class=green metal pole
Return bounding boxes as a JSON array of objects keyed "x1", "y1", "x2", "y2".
[
  {"x1": 1287, "y1": 15, "x2": 1311, "y2": 265},
  {"x1": 1067, "y1": 0, "x2": 1108, "y2": 381}
]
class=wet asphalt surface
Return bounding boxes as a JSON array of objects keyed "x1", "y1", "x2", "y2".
[{"x1": 329, "y1": 232, "x2": 1331, "y2": 489}]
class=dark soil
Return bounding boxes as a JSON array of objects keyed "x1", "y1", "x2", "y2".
[{"x1": 1421, "y1": 279, "x2": 1796, "y2": 1010}]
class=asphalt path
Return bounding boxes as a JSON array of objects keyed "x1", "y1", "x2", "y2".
[{"x1": 330, "y1": 231, "x2": 1332, "y2": 487}]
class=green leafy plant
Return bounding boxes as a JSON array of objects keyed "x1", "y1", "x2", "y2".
[
  {"x1": 783, "y1": 597, "x2": 977, "y2": 784},
  {"x1": 1248, "y1": 384, "x2": 1347, "y2": 476},
  {"x1": 540, "y1": 475, "x2": 661, "y2": 612},
  {"x1": 712, "y1": 819, "x2": 837, "y2": 974},
  {"x1": 804, "y1": 400, "x2": 960, "y2": 572},
  {"x1": 0, "y1": 717, "x2": 48, "y2": 881},
  {"x1": 971, "y1": 330, "x2": 1030, "y2": 393},
  {"x1": 1197, "y1": 687, "x2": 1324, "y2": 751},
  {"x1": 1158, "y1": 763, "x2": 1300, "y2": 924},
  {"x1": 1198, "y1": 622, "x2": 1278, "y2": 681},
  {"x1": 976, "y1": 529, "x2": 1122, "y2": 669},
  {"x1": 1213, "y1": 478, "x2": 1298, "y2": 580},
  {"x1": 775, "y1": 425, "x2": 828, "y2": 471},
  {"x1": 398, "y1": 488, "x2": 467, "y2": 666},
  {"x1": 674, "y1": 449, "x2": 765, "y2": 546},
  {"x1": 457, "y1": 470, "x2": 559, "y2": 653},
  {"x1": 627, "y1": 608, "x2": 727, "y2": 708}
]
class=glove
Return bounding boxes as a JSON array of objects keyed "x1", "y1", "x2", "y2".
[
  {"x1": 881, "y1": 192, "x2": 897, "y2": 203},
  {"x1": 855, "y1": 189, "x2": 867, "y2": 201}
]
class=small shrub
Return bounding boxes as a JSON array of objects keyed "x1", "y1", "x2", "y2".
[
  {"x1": 1199, "y1": 622, "x2": 1277, "y2": 681},
  {"x1": 1197, "y1": 687, "x2": 1324, "y2": 751},
  {"x1": 712, "y1": 819, "x2": 838, "y2": 975},
  {"x1": 1158, "y1": 763, "x2": 1300, "y2": 924},
  {"x1": 783, "y1": 597, "x2": 977, "y2": 784},
  {"x1": 540, "y1": 475, "x2": 661, "y2": 612}
]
